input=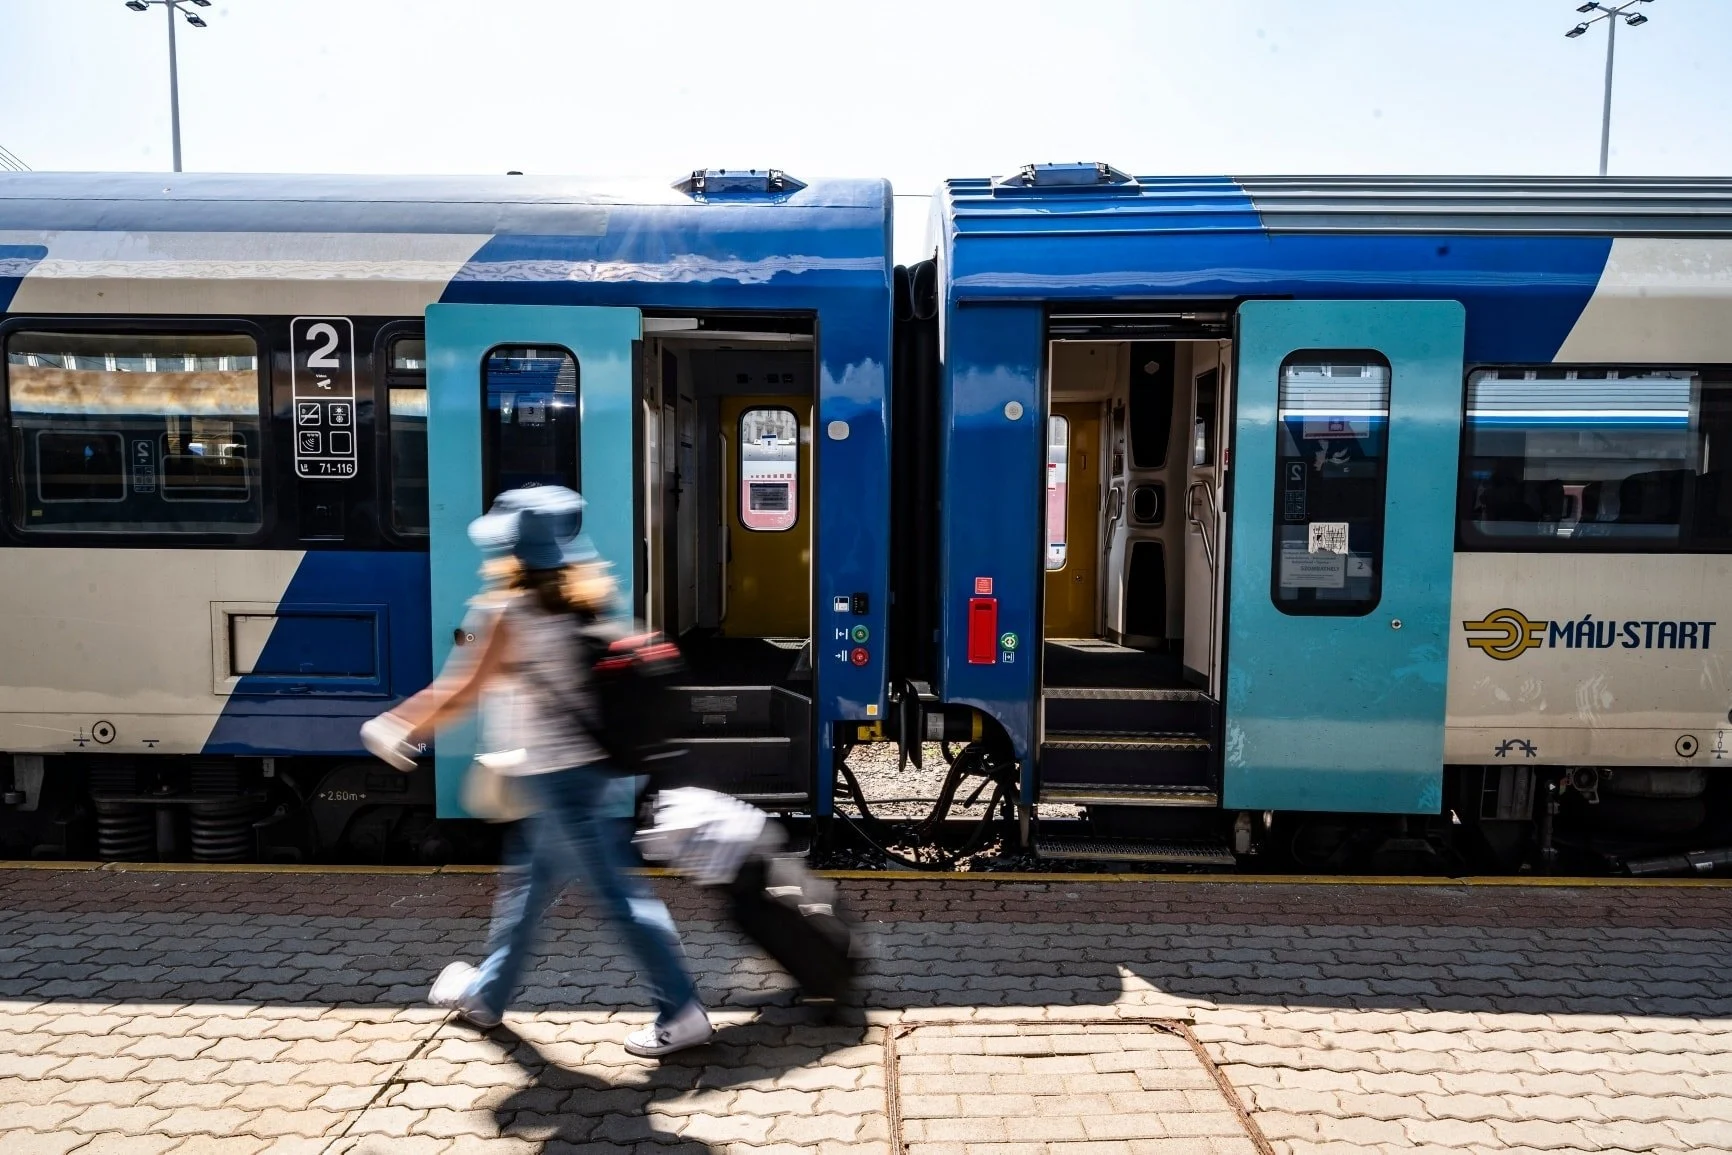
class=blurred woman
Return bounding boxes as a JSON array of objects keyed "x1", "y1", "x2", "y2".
[{"x1": 361, "y1": 486, "x2": 711, "y2": 1057}]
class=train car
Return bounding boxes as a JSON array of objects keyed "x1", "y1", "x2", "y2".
[
  {"x1": 0, "y1": 169, "x2": 892, "y2": 862},
  {"x1": 903, "y1": 168, "x2": 1732, "y2": 872}
]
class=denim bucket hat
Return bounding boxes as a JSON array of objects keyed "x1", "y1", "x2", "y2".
[{"x1": 467, "y1": 485, "x2": 597, "y2": 569}]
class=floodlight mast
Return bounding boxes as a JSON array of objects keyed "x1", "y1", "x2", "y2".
[
  {"x1": 122, "y1": 0, "x2": 213, "y2": 172},
  {"x1": 1566, "y1": 0, "x2": 1656, "y2": 177}
]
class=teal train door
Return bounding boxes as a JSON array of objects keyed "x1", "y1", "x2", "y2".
[
  {"x1": 1223, "y1": 300, "x2": 1465, "y2": 814},
  {"x1": 424, "y1": 304, "x2": 641, "y2": 818}
]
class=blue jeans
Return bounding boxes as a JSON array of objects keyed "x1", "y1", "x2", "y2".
[{"x1": 470, "y1": 764, "x2": 698, "y2": 1021}]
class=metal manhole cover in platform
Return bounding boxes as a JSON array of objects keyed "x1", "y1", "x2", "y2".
[{"x1": 889, "y1": 1019, "x2": 1270, "y2": 1154}]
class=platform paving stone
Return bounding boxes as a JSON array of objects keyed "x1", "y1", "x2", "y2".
[
  {"x1": 892, "y1": 1019, "x2": 1259, "y2": 1154},
  {"x1": 0, "y1": 868, "x2": 1729, "y2": 1153}
]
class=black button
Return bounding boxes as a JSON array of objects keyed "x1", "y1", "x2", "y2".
[{"x1": 851, "y1": 593, "x2": 869, "y2": 615}]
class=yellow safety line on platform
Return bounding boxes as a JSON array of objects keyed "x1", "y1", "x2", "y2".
[
  {"x1": 0, "y1": 861, "x2": 1729, "y2": 887},
  {"x1": 94, "y1": 862, "x2": 440, "y2": 875},
  {"x1": 0, "y1": 860, "x2": 99, "y2": 871},
  {"x1": 817, "y1": 870, "x2": 1732, "y2": 887}
]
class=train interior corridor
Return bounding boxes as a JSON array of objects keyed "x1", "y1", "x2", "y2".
[
  {"x1": 638, "y1": 318, "x2": 816, "y2": 805},
  {"x1": 1037, "y1": 336, "x2": 1231, "y2": 834},
  {"x1": 1041, "y1": 339, "x2": 1230, "y2": 690}
]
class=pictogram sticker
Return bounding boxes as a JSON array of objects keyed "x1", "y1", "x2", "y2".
[{"x1": 291, "y1": 317, "x2": 358, "y2": 479}]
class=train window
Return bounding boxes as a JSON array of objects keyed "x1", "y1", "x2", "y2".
[
  {"x1": 481, "y1": 345, "x2": 579, "y2": 506},
  {"x1": 383, "y1": 336, "x2": 428, "y2": 536},
  {"x1": 1460, "y1": 368, "x2": 1732, "y2": 552},
  {"x1": 391, "y1": 339, "x2": 426, "y2": 373},
  {"x1": 1046, "y1": 415, "x2": 1069, "y2": 569},
  {"x1": 1271, "y1": 355, "x2": 1391, "y2": 616},
  {"x1": 5, "y1": 331, "x2": 263, "y2": 534},
  {"x1": 739, "y1": 407, "x2": 799, "y2": 531}
]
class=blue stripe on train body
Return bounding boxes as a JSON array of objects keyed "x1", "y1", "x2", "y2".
[
  {"x1": 204, "y1": 552, "x2": 431, "y2": 756},
  {"x1": 0, "y1": 244, "x2": 48, "y2": 312},
  {"x1": 934, "y1": 172, "x2": 1633, "y2": 777},
  {"x1": 951, "y1": 230, "x2": 1610, "y2": 364}
]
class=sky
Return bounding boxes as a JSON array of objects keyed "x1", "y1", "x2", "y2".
[{"x1": 2, "y1": 0, "x2": 1729, "y2": 263}]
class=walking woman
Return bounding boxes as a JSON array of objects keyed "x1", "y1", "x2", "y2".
[{"x1": 361, "y1": 486, "x2": 712, "y2": 1057}]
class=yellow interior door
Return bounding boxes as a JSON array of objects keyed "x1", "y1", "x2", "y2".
[
  {"x1": 721, "y1": 395, "x2": 812, "y2": 638},
  {"x1": 1045, "y1": 403, "x2": 1100, "y2": 638}
]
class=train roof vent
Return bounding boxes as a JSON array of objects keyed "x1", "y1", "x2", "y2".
[
  {"x1": 991, "y1": 162, "x2": 1138, "y2": 194},
  {"x1": 674, "y1": 168, "x2": 807, "y2": 199}
]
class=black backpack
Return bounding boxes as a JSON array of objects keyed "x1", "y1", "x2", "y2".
[{"x1": 574, "y1": 618, "x2": 687, "y2": 785}]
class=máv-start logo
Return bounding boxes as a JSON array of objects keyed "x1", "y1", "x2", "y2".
[{"x1": 1463, "y1": 608, "x2": 1716, "y2": 661}]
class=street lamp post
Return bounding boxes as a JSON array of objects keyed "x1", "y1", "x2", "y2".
[
  {"x1": 124, "y1": 0, "x2": 211, "y2": 173},
  {"x1": 1565, "y1": 0, "x2": 1655, "y2": 177}
]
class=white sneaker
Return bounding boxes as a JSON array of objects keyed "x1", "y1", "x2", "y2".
[
  {"x1": 428, "y1": 961, "x2": 501, "y2": 1028},
  {"x1": 623, "y1": 1002, "x2": 712, "y2": 1057}
]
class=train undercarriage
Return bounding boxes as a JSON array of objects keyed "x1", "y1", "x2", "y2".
[{"x1": 2, "y1": 749, "x2": 1727, "y2": 879}]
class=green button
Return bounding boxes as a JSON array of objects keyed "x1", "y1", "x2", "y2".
[
  {"x1": 999, "y1": 632, "x2": 1018, "y2": 651},
  {"x1": 850, "y1": 624, "x2": 870, "y2": 643}
]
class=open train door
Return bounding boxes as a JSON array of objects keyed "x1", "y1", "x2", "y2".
[
  {"x1": 423, "y1": 304, "x2": 641, "y2": 817},
  {"x1": 1223, "y1": 300, "x2": 1464, "y2": 814}
]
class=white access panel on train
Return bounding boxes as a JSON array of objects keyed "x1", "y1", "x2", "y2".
[{"x1": 1446, "y1": 553, "x2": 1732, "y2": 767}]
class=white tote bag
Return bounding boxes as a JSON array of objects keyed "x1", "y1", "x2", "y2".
[
  {"x1": 461, "y1": 749, "x2": 537, "y2": 823},
  {"x1": 461, "y1": 678, "x2": 539, "y2": 823}
]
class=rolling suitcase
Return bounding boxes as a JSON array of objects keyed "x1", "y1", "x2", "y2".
[
  {"x1": 638, "y1": 788, "x2": 863, "y2": 1001},
  {"x1": 723, "y1": 852, "x2": 858, "y2": 1002}
]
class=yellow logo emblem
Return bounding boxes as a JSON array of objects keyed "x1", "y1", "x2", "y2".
[{"x1": 1463, "y1": 608, "x2": 1549, "y2": 661}]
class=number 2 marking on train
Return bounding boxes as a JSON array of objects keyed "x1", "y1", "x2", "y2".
[{"x1": 304, "y1": 322, "x2": 343, "y2": 368}]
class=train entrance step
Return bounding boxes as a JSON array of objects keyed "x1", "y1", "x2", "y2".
[
  {"x1": 1042, "y1": 733, "x2": 1209, "y2": 752},
  {"x1": 1040, "y1": 784, "x2": 1218, "y2": 808},
  {"x1": 1034, "y1": 835, "x2": 1236, "y2": 867},
  {"x1": 1042, "y1": 686, "x2": 1213, "y2": 734},
  {"x1": 1039, "y1": 685, "x2": 1219, "y2": 801},
  {"x1": 1038, "y1": 733, "x2": 1215, "y2": 795}
]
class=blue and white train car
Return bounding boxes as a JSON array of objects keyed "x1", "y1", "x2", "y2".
[
  {"x1": 912, "y1": 169, "x2": 1732, "y2": 870},
  {"x1": 0, "y1": 170, "x2": 892, "y2": 861}
]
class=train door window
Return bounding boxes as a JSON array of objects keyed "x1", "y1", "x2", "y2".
[
  {"x1": 481, "y1": 345, "x2": 579, "y2": 505},
  {"x1": 383, "y1": 336, "x2": 429, "y2": 535},
  {"x1": 4, "y1": 331, "x2": 263, "y2": 534},
  {"x1": 1460, "y1": 367, "x2": 1732, "y2": 552},
  {"x1": 1046, "y1": 415, "x2": 1069, "y2": 569},
  {"x1": 1271, "y1": 355, "x2": 1390, "y2": 615},
  {"x1": 738, "y1": 406, "x2": 798, "y2": 531}
]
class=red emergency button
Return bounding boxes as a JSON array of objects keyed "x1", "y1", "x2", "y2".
[
  {"x1": 968, "y1": 597, "x2": 999, "y2": 665},
  {"x1": 850, "y1": 647, "x2": 869, "y2": 667}
]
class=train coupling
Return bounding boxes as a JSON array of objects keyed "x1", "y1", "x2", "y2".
[{"x1": 846, "y1": 682, "x2": 985, "y2": 769}]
